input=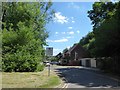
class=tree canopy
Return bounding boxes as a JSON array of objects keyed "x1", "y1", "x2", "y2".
[
  {"x1": 79, "y1": 1, "x2": 120, "y2": 57},
  {"x1": 2, "y1": 2, "x2": 54, "y2": 72}
]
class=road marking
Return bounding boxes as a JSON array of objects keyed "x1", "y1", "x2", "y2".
[
  {"x1": 64, "y1": 83, "x2": 68, "y2": 88},
  {"x1": 61, "y1": 83, "x2": 68, "y2": 90}
]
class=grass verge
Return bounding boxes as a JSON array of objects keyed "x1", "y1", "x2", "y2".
[{"x1": 2, "y1": 68, "x2": 63, "y2": 88}]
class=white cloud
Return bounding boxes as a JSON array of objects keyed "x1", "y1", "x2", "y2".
[
  {"x1": 68, "y1": 27, "x2": 73, "y2": 29},
  {"x1": 77, "y1": 30, "x2": 80, "y2": 34},
  {"x1": 72, "y1": 20, "x2": 75, "y2": 23},
  {"x1": 54, "y1": 12, "x2": 69, "y2": 24},
  {"x1": 68, "y1": 2, "x2": 80, "y2": 10},
  {"x1": 68, "y1": 31, "x2": 74, "y2": 35},
  {"x1": 46, "y1": 38, "x2": 68, "y2": 43},
  {"x1": 70, "y1": 17, "x2": 75, "y2": 23},
  {"x1": 55, "y1": 39, "x2": 68, "y2": 42},
  {"x1": 55, "y1": 32, "x2": 58, "y2": 34}
]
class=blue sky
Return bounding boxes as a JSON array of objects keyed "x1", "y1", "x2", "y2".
[{"x1": 45, "y1": 2, "x2": 94, "y2": 56}]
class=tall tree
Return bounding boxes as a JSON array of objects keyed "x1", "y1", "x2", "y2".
[
  {"x1": 2, "y1": 2, "x2": 54, "y2": 72},
  {"x1": 79, "y1": 32, "x2": 95, "y2": 57},
  {"x1": 88, "y1": 2, "x2": 116, "y2": 29},
  {"x1": 87, "y1": 1, "x2": 120, "y2": 57}
]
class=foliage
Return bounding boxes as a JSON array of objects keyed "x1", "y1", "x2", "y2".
[
  {"x1": 2, "y1": 2, "x2": 54, "y2": 72},
  {"x1": 79, "y1": 32, "x2": 95, "y2": 57},
  {"x1": 36, "y1": 63, "x2": 45, "y2": 72},
  {"x1": 96, "y1": 56, "x2": 120, "y2": 75},
  {"x1": 81, "y1": 1, "x2": 120, "y2": 57},
  {"x1": 90, "y1": 2, "x2": 120, "y2": 57},
  {"x1": 93, "y1": 16, "x2": 120, "y2": 57},
  {"x1": 2, "y1": 23, "x2": 43, "y2": 72},
  {"x1": 50, "y1": 56, "x2": 58, "y2": 62},
  {"x1": 88, "y1": 2, "x2": 116, "y2": 28},
  {"x1": 82, "y1": 1, "x2": 120, "y2": 75},
  {"x1": 2, "y1": 2, "x2": 54, "y2": 45}
]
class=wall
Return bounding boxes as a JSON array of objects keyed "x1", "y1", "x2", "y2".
[
  {"x1": 90, "y1": 58, "x2": 96, "y2": 67},
  {"x1": 80, "y1": 58, "x2": 96, "y2": 68},
  {"x1": 81, "y1": 60, "x2": 86, "y2": 66}
]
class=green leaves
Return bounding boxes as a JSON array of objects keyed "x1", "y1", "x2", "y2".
[
  {"x1": 81, "y1": 2, "x2": 120, "y2": 57},
  {"x1": 88, "y1": 2, "x2": 115, "y2": 28},
  {"x1": 2, "y1": 2, "x2": 54, "y2": 72},
  {"x1": 2, "y1": 23, "x2": 41, "y2": 72}
]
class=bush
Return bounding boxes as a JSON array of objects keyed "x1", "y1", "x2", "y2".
[
  {"x1": 2, "y1": 23, "x2": 45, "y2": 72},
  {"x1": 36, "y1": 63, "x2": 45, "y2": 72},
  {"x1": 96, "y1": 56, "x2": 120, "y2": 75}
]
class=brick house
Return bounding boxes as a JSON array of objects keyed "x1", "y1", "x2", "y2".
[{"x1": 60, "y1": 43, "x2": 90, "y2": 66}]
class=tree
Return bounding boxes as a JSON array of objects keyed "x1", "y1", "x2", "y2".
[
  {"x1": 78, "y1": 1, "x2": 120, "y2": 75},
  {"x1": 2, "y1": 2, "x2": 54, "y2": 45},
  {"x1": 87, "y1": 1, "x2": 120, "y2": 57},
  {"x1": 93, "y1": 3, "x2": 120, "y2": 57},
  {"x1": 79, "y1": 32, "x2": 95, "y2": 57},
  {"x1": 2, "y1": 2, "x2": 54, "y2": 72},
  {"x1": 88, "y1": 2, "x2": 116, "y2": 28}
]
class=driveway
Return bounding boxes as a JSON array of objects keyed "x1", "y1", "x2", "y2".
[{"x1": 53, "y1": 66, "x2": 120, "y2": 89}]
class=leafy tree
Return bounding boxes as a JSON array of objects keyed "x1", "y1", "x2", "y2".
[
  {"x1": 88, "y1": 2, "x2": 116, "y2": 28},
  {"x1": 2, "y1": 2, "x2": 54, "y2": 45},
  {"x1": 93, "y1": 2, "x2": 120, "y2": 57},
  {"x1": 79, "y1": 32, "x2": 95, "y2": 57},
  {"x1": 2, "y1": 2, "x2": 54, "y2": 72},
  {"x1": 87, "y1": 1, "x2": 120, "y2": 57},
  {"x1": 86, "y1": 1, "x2": 120, "y2": 74}
]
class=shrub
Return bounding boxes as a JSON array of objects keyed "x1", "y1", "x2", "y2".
[{"x1": 2, "y1": 23, "x2": 45, "y2": 72}]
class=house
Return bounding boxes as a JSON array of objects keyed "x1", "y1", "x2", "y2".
[
  {"x1": 59, "y1": 49, "x2": 69, "y2": 65},
  {"x1": 55, "y1": 52, "x2": 62, "y2": 60},
  {"x1": 60, "y1": 43, "x2": 90, "y2": 66}
]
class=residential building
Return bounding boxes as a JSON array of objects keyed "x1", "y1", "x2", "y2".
[{"x1": 60, "y1": 43, "x2": 90, "y2": 65}]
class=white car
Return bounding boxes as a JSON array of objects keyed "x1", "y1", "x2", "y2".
[{"x1": 46, "y1": 62, "x2": 50, "y2": 66}]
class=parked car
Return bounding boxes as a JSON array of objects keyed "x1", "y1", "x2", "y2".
[
  {"x1": 43, "y1": 61, "x2": 50, "y2": 66},
  {"x1": 46, "y1": 62, "x2": 50, "y2": 66},
  {"x1": 50, "y1": 61, "x2": 59, "y2": 65}
]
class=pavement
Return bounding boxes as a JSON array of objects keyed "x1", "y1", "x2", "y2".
[{"x1": 51, "y1": 65, "x2": 120, "y2": 89}]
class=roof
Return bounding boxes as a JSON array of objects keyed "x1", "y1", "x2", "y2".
[
  {"x1": 67, "y1": 44, "x2": 77, "y2": 53},
  {"x1": 66, "y1": 44, "x2": 80, "y2": 54}
]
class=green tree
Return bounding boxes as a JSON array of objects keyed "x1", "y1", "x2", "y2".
[
  {"x1": 79, "y1": 32, "x2": 95, "y2": 57},
  {"x1": 88, "y1": 2, "x2": 116, "y2": 28},
  {"x1": 2, "y1": 2, "x2": 54, "y2": 72},
  {"x1": 2, "y1": 2, "x2": 54, "y2": 45},
  {"x1": 79, "y1": 2, "x2": 120, "y2": 57},
  {"x1": 87, "y1": 2, "x2": 120, "y2": 57}
]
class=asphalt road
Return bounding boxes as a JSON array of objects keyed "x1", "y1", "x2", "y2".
[{"x1": 53, "y1": 66, "x2": 120, "y2": 89}]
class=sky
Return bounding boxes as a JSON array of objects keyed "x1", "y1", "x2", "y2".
[{"x1": 45, "y1": 2, "x2": 94, "y2": 56}]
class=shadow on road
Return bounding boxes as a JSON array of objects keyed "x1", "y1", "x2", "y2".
[{"x1": 54, "y1": 67, "x2": 120, "y2": 88}]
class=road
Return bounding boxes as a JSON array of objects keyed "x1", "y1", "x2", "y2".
[{"x1": 52, "y1": 65, "x2": 120, "y2": 89}]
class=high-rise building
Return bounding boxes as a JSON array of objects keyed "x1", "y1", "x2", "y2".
[{"x1": 45, "y1": 47, "x2": 53, "y2": 56}]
